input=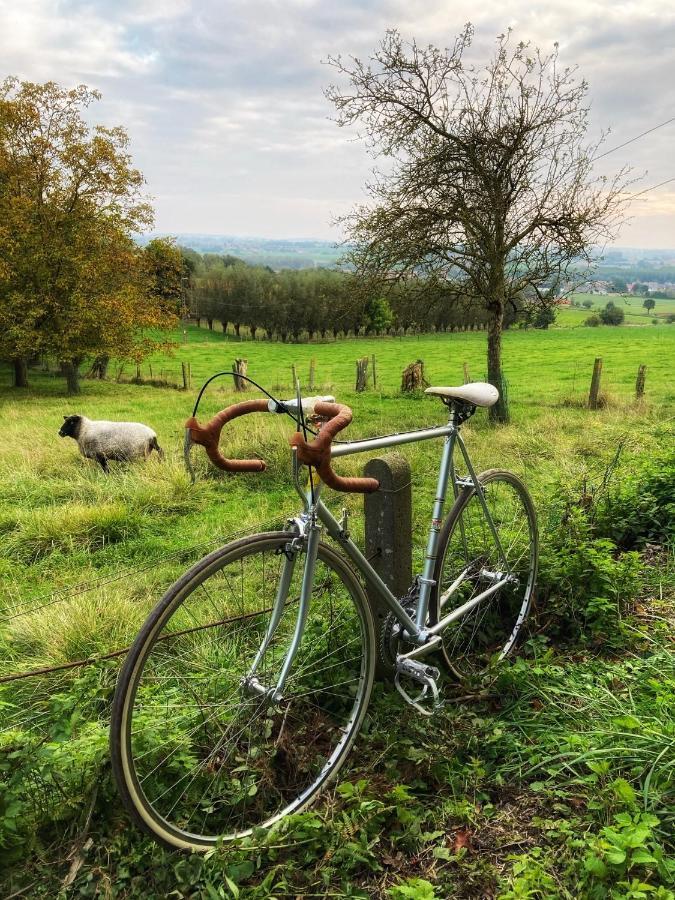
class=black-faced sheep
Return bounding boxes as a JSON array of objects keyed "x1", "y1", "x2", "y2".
[{"x1": 59, "y1": 415, "x2": 163, "y2": 473}]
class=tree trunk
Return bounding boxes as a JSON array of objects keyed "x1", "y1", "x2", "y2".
[
  {"x1": 13, "y1": 358, "x2": 29, "y2": 388},
  {"x1": 90, "y1": 355, "x2": 109, "y2": 379},
  {"x1": 207, "y1": 318, "x2": 213, "y2": 330},
  {"x1": 62, "y1": 360, "x2": 82, "y2": 395},
  {"x1": 487, "y1": 308, "x2": 509, "y2": 423}
]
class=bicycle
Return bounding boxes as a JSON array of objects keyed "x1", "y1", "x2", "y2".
[{"x1": 110, "y1": 375, "x2": 538, "y2": 851}]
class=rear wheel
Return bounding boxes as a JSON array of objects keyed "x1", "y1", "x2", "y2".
[
  {"x1": 430, "y1": 470, "x2": 538, "y2": 682},
  {"x1": 110, "y1": 531, "x2": 376, "y2": 851}
]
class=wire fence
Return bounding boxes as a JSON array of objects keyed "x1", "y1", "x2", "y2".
[{"x1": 0, "y1": 510, "x2": 299, "y2": 684}]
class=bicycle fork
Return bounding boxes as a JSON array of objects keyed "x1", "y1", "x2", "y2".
[{"x1": 240, "y1": 518, "x2": 321, "y2": 704}]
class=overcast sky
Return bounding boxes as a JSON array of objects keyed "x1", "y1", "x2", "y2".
[{"x1": 1, "y1": 0, "x2": 674, "y2": 248}]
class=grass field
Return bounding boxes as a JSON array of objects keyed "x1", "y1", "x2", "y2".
[
  {"x1": 0, "y1": 324, "x2": 673, "y2": 898},
  {"x1": 564, "y1": 293, "x2": 675, "y2": 327}
]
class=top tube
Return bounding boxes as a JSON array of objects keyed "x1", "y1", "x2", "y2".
[{"x1": 330, "y1": 423, "x2": 454, "y2": 459}]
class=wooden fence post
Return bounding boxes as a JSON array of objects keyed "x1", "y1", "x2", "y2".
[
  {"x1": 309, "y1": 358, "x2": 316, "y2": 391},
  {"x1": 233, "y1": 359, "x2": 248, "y2": 391},
  {"x1": 588, "y1": 357, "x2": 603, "y2": 409},
  {"x1": 371, "y1": 354, "x2": 377, "y2": 388},
  {"x1": 401, "y1": 360, "x2": 428, "y2": 392},
  {"x1": 463, "y1": 362, "x2": 471, "y2": 384},
  {"x1": 363, "y1": 454, "x2": 412, "y2": 678},
  {"x1": 356, "y1": 357, "x2": 369, "y2": 392},
  {"x1": 635, "y1": 364, "x2": 647, "y2": 400},
  {"x1": 181, "y1": 362, "x2": 189, "y2": 391},
  {"x1": 291, "y1": 364, "x2": 297, "y2": 388}
]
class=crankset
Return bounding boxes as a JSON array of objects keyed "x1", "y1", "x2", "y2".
[{"x1": 394, "y1": 658, "x2": 442, "y2": 717}]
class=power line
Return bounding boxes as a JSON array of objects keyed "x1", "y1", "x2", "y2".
[
  {"x1": 594, "y1": 115, "x2": 675, "y2": 161},
  {"x1": 629, "y1": 175, "x2": 675, "y2": 199}
]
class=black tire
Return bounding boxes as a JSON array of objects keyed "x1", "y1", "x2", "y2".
[
  {"x1": 430, "y1": 470, "x2": 538, "y2": 681},
  {"x1": 110, "y1": 531, "x2": 376, "y2": 851}
]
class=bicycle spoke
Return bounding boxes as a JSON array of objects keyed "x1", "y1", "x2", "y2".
[
  {"x1": 112, "y1": 533, "x2": 374, "y2": 848},
  {"x1": 432, "y1": 472, "x2": 537, "y2": 680}
]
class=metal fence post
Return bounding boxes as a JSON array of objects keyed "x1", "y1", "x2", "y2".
[{"x1": 363, "y1": 453, "x2": 412, "y2": 677}]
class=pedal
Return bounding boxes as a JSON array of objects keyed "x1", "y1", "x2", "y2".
[{"x1": 394, "y1": 658, "x2": 442, "y2": 717}]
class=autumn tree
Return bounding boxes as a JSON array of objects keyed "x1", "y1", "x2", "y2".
[
  {"x1": 0, "y1": 78, "x2": 177, "y2": 392},
  {"x1": 326, "y1": 27, "x2": 629, "y2": 421}
]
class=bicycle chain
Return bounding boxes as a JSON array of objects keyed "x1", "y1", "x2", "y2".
[{"x1": 379, "y1": 577, "x2": 421, "y2": 671}]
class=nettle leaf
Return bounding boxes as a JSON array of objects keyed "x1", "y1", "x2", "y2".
[
  {"x1": 584, "y1": 855, "x2": 608, "y2": 879},
  {"x1": 613, "y1": 715, "x2": 641, "y2": 730},
  {"x1": 605, "y1": 849, "x2": 627, "y2": 866},
  {"x1": 612, "y1": 778, "x2": 636, "y2": 804}
]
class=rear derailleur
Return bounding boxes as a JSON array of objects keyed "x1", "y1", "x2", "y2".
[{"x1": 380, "y1": 578, "x2": 442, "y2": 717}]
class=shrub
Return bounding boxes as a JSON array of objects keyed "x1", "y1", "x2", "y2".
[
  {"x1": 537, "y1": 452, "x2": 674, "y2": 644},
  {"x1": 595, "y1": 452, "x2": 675, "y2": 550},
  {"x1": 599, "y1": 301, "x2": 625, "y2": 325},
  {"x1": 533, "y1": 306, "x2": 556, "y2": 329},
  {"x1": 584, "y1": 314, "x2": 601, "y2": 327}
]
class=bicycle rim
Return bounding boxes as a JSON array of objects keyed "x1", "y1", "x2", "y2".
[
  {"x1": 110, "y1": 531, "x2": 376, "y2": 850},
  {"x1": 431, "y1": 470, "x2": 538, "y2": 681}
]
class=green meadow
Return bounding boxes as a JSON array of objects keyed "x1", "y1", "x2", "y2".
[{"x1": 0, "y1": 323, "x2": 673, "y2": 897}]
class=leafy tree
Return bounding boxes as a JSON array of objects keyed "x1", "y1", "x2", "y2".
[
  {"x1": 599, "y1": 301, "x2": 625, "y2": 325},
  {"x1": 584, "y1": 314, "x2": 601, "y2": 327},
  {"x1": 365, "y1": 297, "x2": 394, "y2": 334},
  {"x1": 0, "y1": 78, "x2": 176, "y2": 392},
  {"x1": 582, "y1": 299, "x2": 594, "y2": 309},
  {"x1": 642, "y1": 296, "x2": 655, "y2": 313},
  {"x1": 326, "y1": 27, "x2": 628, "y2": 421},
  {"x1": 144, "y1": 238, "x2": 185, "y2": 309}
]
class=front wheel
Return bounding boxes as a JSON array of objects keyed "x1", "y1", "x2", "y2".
[
  {"x1": 430, "y1": 470, "x2": 538, "y2": 682},
  {"x1": 110, "y1": 531, "x2": 376, "y2": 851}
]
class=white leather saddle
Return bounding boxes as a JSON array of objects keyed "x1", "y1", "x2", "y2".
[{"x1": 425, "y1": 382, "x2": 499, "y2": 408}]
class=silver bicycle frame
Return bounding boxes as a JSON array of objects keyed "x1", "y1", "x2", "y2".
[{"x1": 252, "y1": 405, "x2": 513, "y2": 700}]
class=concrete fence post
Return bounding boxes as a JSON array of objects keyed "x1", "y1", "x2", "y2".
[{"x1": 363, "y1": 453, "x2": 412, "y2": 677}]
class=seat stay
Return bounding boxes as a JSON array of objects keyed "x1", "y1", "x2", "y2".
[{"x1": 454, "y1": 432, "x2": 511, "y2": 572}]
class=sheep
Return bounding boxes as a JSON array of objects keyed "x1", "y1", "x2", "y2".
[{"x1": 58, "y1": 415, "x2": 163, "y2": 473}]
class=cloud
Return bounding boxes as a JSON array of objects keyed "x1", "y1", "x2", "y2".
[{"x1": 0, "y1": 0, "x2": 673, "y2": 244}]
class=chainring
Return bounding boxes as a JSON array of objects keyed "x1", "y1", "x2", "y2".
[{"x1": 379, "y1": 579, "x2": 420, "y2": 672}]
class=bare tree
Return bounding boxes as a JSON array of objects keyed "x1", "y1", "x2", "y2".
[{"x1": 326, "y1": 26, "x2": 629, "y2": 421}]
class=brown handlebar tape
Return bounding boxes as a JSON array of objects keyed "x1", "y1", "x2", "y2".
[
  {"x1": 186, "y1": 398, "x2": 379, "y2": 493},
  {"x1": 185, "y1": 399, "x2": 268, "y2": 472},
  {"x1": 289, "y1": 401, "x2": 380, "y2": 494}
]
